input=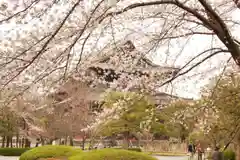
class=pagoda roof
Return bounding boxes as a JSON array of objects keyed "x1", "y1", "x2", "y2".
[
  {"x1": 51, "y1": 40, "x2": 188, "y2": 105},
  {"x1": 87, "y1": 40, "x2": 180, "y2": 75}
]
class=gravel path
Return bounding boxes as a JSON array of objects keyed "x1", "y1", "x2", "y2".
[{"x1": 155, "y1": 156, "x2": 188, "y2": 160}]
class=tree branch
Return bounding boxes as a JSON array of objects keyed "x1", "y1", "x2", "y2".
[
  {"x1": 0, "y1": 0, "x2": 40, "y2": 24},
  {"x1": 160, "y1": 49, "x2": 229, "y2": 87},
  {"x1": 2, "y1": 0, "x2": 82, "y2": 87}
]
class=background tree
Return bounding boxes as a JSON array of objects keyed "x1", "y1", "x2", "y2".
[
  {"x1": 201, "y1": 72, "x2": 240, "y2": 154},
  {"x1": 92, "y1": 91, "x2": 156, "y2": 148}
]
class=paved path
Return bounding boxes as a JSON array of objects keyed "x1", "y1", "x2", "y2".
[
  {"x1": 155, "y1": 156, "x2": 188, "y2": 160},
  {"x1": 0, "y1": 156, "x2": 18, "y2": 160}
]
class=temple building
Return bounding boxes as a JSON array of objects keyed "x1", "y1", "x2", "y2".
[{"x1": 51, "y1": 40, "x2": 192, "y2": 113}]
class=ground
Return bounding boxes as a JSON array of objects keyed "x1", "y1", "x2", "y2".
[
  {"x1": 0, "y1": 156, "x2": 189, "y2": 160},
  {"x1": 0, "y1": 157, "x2": 19, "y2": 160}
]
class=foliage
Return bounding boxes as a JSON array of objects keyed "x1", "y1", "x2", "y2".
[
  {"x1": 0, "y1": 148, "x2": 30, "y2": 156},
  {"x1": 200, "y1": 72, "x2": 240, "y2": 146},
  {"x1": 92, "y1": 91, "x2": 157, "y2": 138},
  {"x1": 69, "y1": 149, "x2": 157, "y2": 160},
  {"x1": 0, "y1": 107, "x2": 21, "y2": 137},
  {"x1": 115, "y1": 147, "x2": 142, "y2": 152},
  {"x1": 161, "y1": 100, "x2": 197, "y2": 141},
  {"x1": 19, "y1": 145, "x2": 82, "y2": 160},
  {"x1": 127, "y1": 148, "x2": 142, "y2": 152},
  {"x1": 224, "y1": 149, "x2": 236, "y2": 160}
]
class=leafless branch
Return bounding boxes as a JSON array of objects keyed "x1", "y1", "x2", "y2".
[{"x1": 160, "y1": 49, "x2": 230, "y2": 87}]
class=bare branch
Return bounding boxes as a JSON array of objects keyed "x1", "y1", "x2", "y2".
[{"x1": 160, "y1": 49, "x2": 230, "y2": 87}]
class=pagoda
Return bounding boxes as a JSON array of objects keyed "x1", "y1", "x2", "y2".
[{"x1": 52, "y1": 40, "x2": 191, "y2": 110}]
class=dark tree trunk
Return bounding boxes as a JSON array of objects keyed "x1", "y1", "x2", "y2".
[
  {"x1": 10, "y1": 136, "x2": 13, "y2": 148},
  {"x1": 19, "y1": 138, "x2": 22, "y2": 148},
  {"x1": 16, "y1": 134, "x2": 19, "y2": 148},
  {"x1": 35, "y1": 139, "x2": 39, "y2": 147},
  {"x1": 65, "y1": 135, "x2": 68, "y2": 145},
  {"x1": 6, "y1": 136, "x2": 10, "y2": 148},
  {"x1": 82, "y1": 137, "x2": 86, "y2": 150},
  {"x1": 40, "y1": 137, "x2": 45, "y2": 145},
  {"x1": 48, "y1": 139, "x2": 53, "y2": 145},
  {"x1": 1, "y1": 136, "x2": 5, "y2": 148},
  {"x1": 24, "y1": 138, "x2": 31, "y2": 148},
  {"x1": 70, "y1": 137, "x2": 74, "y2": 146},
  {"x1": 123, "y1": 131, "x2": 130, "y2": 149},
  {"x1": 21, "y1": 138, "x2": 25, "y2": 148}
]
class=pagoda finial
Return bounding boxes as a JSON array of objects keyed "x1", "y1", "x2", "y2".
[{"x1": 122, "y1": 40, "x2": 135, "y2": 52}]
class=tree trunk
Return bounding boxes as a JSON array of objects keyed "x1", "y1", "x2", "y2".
[
  {"x1": 6, "y1": 136, "x2": 10, "y2": 148},
  {"x1": 21, "y1": 138, "x2": 24, "y2": 148},
  {"x1": 24, "y1": 138, "x2": 31, "y2": 148},
  {"x1": 82, "y1": 137, "x2": 86, "y2": 150},
  {"x1": 10, "y1": 136, "x2": 13, "y2": 148},
  {"x1": 40, "y1": 137, "x2": 45, "y2": 146},
  {"x1": 35, "y1": 139, "x2": 39, "y2": 147},
  {"x1": 69, "y1": 137, "x2": 74, "y2": 146},
  {"x1": 65, "y1": 135, "x2": 68, "y2": 145},
  {"x1": 16, "y1": 134, "x2": 19, "y2": 148},
  {"x1": 48, "y1": 139, "x2": 54, "y2": 145},
  {"x1": 19, "y1": 138, "x2": 21, "y2": 148},
  {"x1": 1, "y1": 136, "x2": 5, "y2": 148},
  {"x1": 237, "y1": 139, "x2": 240, "y2": 160},
  {"x1": 122, "y1": 131, "x2": 130, "y2": 149}
]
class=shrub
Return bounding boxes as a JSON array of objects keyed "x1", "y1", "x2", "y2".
[
  {"x1": 224, "y1": 149, "x2": 236, "y2": 160},
  {"x1": 19, "y1": 145, "x2": 82, "y2": 160},
  {"x1": 113, "y1": 147, "x2": 142, "y2": 152},
  {"x1": 127, "y1": 148, "x2": 142, "y2": 152},
  {"x1": 0, "y1": 148, "x2": 30, "y2": 156},
  {"x1": 69, "y1": 148, "x2": 157, "y2": 160}
]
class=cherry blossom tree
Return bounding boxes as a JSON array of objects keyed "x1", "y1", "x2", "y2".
[
  {"x1": 0, "y1": 0, "x2": 238, "y2": 99},
  {"x1": 0, "y1": 0, "x2": 239, "y2": 149},
  {"x1": 166, "y1": 70, "x2": 240, "y2": 154},
  {"x1": 201, "y1": 72, "x2": 240, "y2": 151},
  {"x1": 88, "y1": 91, "x2": 157, "y2": 148},
  {"x1": 28, "y1": 78, "x2": 95, "y2": 145}
]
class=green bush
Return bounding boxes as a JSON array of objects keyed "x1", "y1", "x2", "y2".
[
  {"x1": 113, "y1": 147, "x2": 142, "y2": 152},
  {"x1": 69, "y1": 148, "x2": 157, "y2": 160},
  {"x1": 0, "y1": 148, "x2": 30, "y2": 156},
  {"x1": 224, "y1": 149, "x2": 236, "y2": 160},
  {"x1": 127, "y1": 148, "x2": 142, "y2": 152},
  {"x1": 19, "y1": 145, "x2": 82, "y2": 160}
]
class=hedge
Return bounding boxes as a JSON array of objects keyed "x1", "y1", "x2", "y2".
[
  {"x1": 0, "y1": 148, "x2": 30, "y2": 156},
  {"x1": 224, "y1": 149, "x2": 236, "y2": 160},
  {"x1": 114, "y1": 147, "x2": 142, "y2": 152},
  {"x1": 19, "y1": 145, "x2": 82, "y2": 160},
  {"x1": 127, "y1": 148, "x2": 142, "y2": 152},
  {"x1": 69, "y1": 148, "x2": 157, "y2": 160}
]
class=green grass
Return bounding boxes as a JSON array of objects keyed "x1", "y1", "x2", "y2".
[
  {"x1": 69, "y1": 148, "x2": 157, "y2": 160},
  {"x1": 19, "y1": 145, "x2": 82, "y2": 160}
]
